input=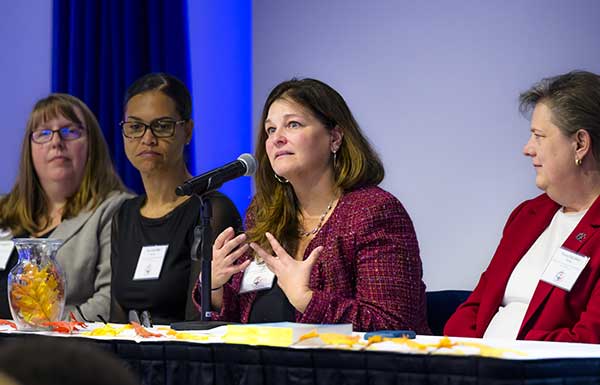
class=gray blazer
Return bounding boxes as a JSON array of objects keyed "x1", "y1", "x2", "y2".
[{"x1": 48, "y1": 191, "x2": 132, "y2": 321}]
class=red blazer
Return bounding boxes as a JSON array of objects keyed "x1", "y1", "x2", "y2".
[
  {"x1": 193, "y1": 186, "x2": 430, "y2": 333},
  {"x1": 444, "y1": 193, "x2": 600, "y2": 343}
]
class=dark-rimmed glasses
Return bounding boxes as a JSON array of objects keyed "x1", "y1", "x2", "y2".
[
  {"x1": 31, "y1": 126, "x2": 86, "y2": 144},
  {"x1": 120, "y1": 119, "x2": 186, "y2": 139}
]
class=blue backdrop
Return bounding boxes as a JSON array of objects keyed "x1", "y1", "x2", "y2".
[
  {"x1": 52, "y1": 0, "x2": 193, "y2": 194},
  {"x1": 187, "y1": 0, "x2": 253, "y2": 213}
]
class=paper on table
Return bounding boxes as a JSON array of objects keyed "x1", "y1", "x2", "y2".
[{"x1": 223, "y1": 322, "x2": 353, "y2": 347}]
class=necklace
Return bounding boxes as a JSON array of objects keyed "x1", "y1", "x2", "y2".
[{"x1": 299, "y1": 199, "x2": 334, "y2": 237}]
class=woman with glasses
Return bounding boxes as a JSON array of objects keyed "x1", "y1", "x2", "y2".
[
  {"x1": 109, "y1": 73, "x2": 241, "y2": 324},
  {"x1": 0, "y1": 93, "x2": 129, "y2": 321}
]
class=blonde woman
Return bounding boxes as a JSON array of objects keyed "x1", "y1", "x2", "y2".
[{"x1": 0, "y1": 94, "x2": 130, "y2": 321}]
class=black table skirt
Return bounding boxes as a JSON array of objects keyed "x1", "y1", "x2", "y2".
[{"x1": 2, "y1": 334, "x2": 600, "y2": 385}]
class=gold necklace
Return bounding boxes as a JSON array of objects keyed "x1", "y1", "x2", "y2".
[{"x1": 299, "y1": 199, "x2": 334, "y2": 237}]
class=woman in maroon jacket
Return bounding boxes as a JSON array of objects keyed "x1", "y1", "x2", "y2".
[
  {"x1": 194, "y1": 78, "x2": 429, "y2": 332},
  {"x1": 445, "y1": 71, "x2": 600, "y2": 343}
]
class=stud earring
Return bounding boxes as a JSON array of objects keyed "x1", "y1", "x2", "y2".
[{"x1": 576, "y1": 158, "x2": 582, "y2": 166}]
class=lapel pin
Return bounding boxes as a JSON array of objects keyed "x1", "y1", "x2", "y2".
[{"x1": 576, "y1": 232, "x2": 586, "y2": 242}]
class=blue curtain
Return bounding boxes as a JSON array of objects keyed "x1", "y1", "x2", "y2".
[{"x1": 52, "y1": 0, "x2": 193, "y2": 194}]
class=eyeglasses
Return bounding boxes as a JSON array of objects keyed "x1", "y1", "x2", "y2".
[
  {"x1": 120, "y1": 119, "x2": 186, "y2": 139},
  {"x1": 31, "y1": 126, "x2": 86, "y2": 144}
]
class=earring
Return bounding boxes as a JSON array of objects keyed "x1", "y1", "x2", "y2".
[
  {"x1": 332, "y1": 150, "x2": 338, "y2": 169},
  {"x1": 274, "y1": 173, "x2": 289, "y2": 183},
  {"x1": 576, "y1": 158, "x2": 582, "y2": 166}
]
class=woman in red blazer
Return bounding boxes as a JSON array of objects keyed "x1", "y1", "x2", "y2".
[{"x1": 445, "y1": 71, "x2": 600, "y2": 343}]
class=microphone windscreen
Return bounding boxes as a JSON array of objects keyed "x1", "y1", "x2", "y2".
[{"x1": 238, "y1": 153, "x2": 257, "y2": 176}]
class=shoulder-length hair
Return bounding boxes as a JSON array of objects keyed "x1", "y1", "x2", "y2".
[
  {"x1": 247, "y1": 78, "x2": 384, "y2": 254},
  {"x1": 0, "y1": 94, "x2": 126, "y2": 235}
]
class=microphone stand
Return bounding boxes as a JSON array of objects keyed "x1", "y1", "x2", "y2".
[
  {"x1": 172, "y1": 174, "x2": 244, "y2": 330},
  {"x1": 195, "y1": 193, "x2": 213, "y2": 321}
]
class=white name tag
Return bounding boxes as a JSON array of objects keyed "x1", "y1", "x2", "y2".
[
  {"x1": 540, "y1": 247, "x2": 589, "y2": 291},
  {"x1": 0, "y1": 240, "x2": 15, "y2": 271},
  {"x1": 239, "y1": 260, "x2": 275, "y2": 293},
  {"x1": 133, "y1": 245, "x2": 169, "y2": 280}
]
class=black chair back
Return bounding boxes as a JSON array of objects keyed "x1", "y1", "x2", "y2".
[{"x1": 426, "y1": 290, "x2": 471, "y2": 335}]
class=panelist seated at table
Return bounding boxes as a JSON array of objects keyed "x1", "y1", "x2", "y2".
[
  {"x1": 445, "y1": 71, "x2": 600, "y2": 343},
  {"x1": 193, "y1": 78, "x2": 429, "y2": 333},
  {"x1": 110, "y1": 73, "x2": 241, "y2": 325},
  {"x1": 0, "y1": 94, "x2": 129, "y2": 322}
]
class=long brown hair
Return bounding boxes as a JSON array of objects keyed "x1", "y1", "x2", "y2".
[
  {"x1": 0, "y1": 94, "x2": 126, "y2": 235},
  {"x1": 247, "y1": 78, "x2": 384, "y2": 254}
]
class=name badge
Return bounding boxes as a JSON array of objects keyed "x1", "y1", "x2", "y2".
[
  {"x1": 133, "y1": 245, "x2": 169, "y2": 280},
  {"x1": 540, "y1": 247, "x2": 589, "y2": 291},
  {"x1": 0, "y1": 241, "x2": 15, "y2": 270},
  {"x1": 239, "y1": 260, "x2": 275, "y2": 294}
]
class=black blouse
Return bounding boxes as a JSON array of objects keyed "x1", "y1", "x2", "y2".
[
  {"x1": 110, "y1": 191, "x2": 241, "y2": 324},
  {"x1": 248, "y1": 277, "x2": 296, "y2": 323}
]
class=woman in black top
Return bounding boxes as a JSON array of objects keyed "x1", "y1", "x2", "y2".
[{"x1": 110, "y1": 73, "x2": 241, "y2": 324}]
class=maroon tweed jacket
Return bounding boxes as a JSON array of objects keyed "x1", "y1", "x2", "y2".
[{"x1": 194, "y1": 186, "x2": 430, "y2": 333}]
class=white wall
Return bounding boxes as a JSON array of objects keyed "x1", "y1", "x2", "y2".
[
  {"x1": 0, "y1": 1, "x2": 52, "y2": 193},
  {"x1": 253, "y1": 0, "x2": 600, "y2": 290},
  {"x1": 3, "y1": 1, "x2": 600, "y2": 291}
]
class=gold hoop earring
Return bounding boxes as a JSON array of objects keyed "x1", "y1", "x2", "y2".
[
  {"x1": 576, "y1": 158, "x2": 582, "y2": 166},
  {"x1": 274, "y1": 173, "x2": 289, "y2": 183}
]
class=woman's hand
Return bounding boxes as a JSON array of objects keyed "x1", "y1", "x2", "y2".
[
  {"x1": 211, "y1": 227, "x2": 251, "y2": 289},
  {"x1": 250, "y1": 232, "x2": 323, "y2": 312}
]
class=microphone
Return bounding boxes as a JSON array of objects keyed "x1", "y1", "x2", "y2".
[{"x1": 175, "y1": 153, "x2": 257, "y2": 196}]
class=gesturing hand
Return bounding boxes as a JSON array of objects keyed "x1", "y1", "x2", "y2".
[
  {"x1": 211, "y1": 227, "x2": 251, "y2": 289},
  {"x1": 250, "y1": 232, "x2": 323, "y2": 312}
]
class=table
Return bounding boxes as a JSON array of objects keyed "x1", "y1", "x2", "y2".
[{"x1": 2, "y1": 332, "x2": 600, "y2": 385}]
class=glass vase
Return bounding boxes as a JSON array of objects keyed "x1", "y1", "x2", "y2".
[{"x1": 7, "y1": 238, "x2": 66, "y2": 330}]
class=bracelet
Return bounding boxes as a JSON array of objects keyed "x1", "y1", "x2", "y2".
[{"x1": 199, "y1": 277, "x2": 223, "y2": 291}]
